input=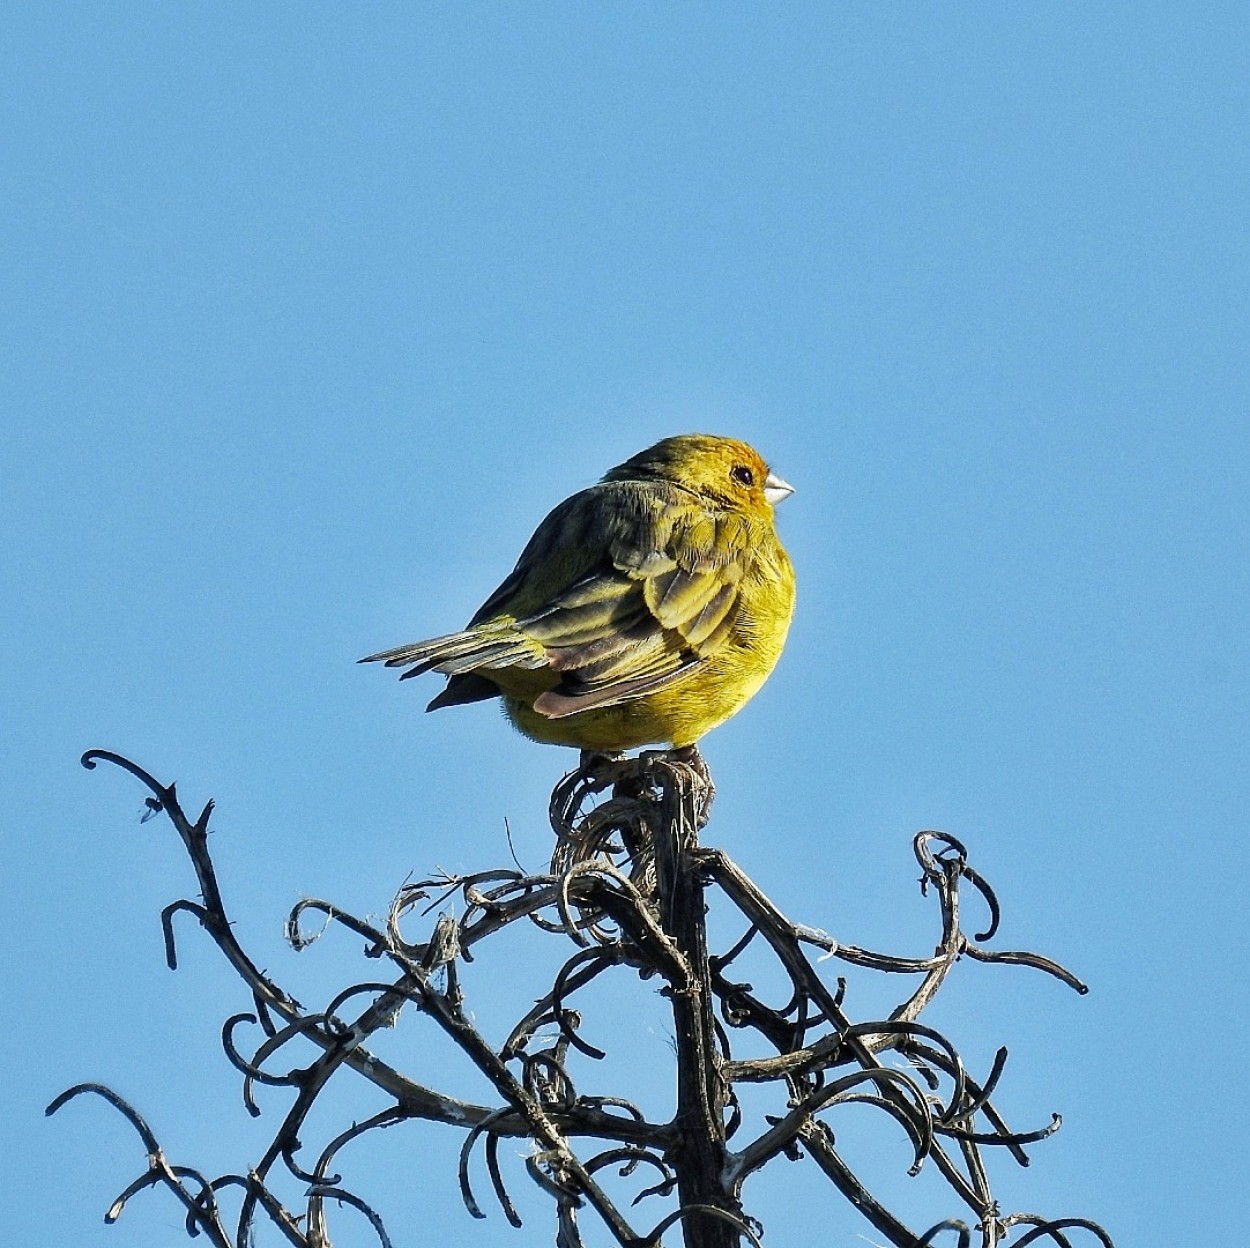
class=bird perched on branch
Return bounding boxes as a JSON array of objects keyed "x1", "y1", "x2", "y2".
[{"x1": 362, "y1": 434, "x2": 795, "y2": 752}]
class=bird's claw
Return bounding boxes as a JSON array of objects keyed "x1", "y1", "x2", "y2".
[{"x1": 663, "y1": 744, "x2": 716, "y2": 828}]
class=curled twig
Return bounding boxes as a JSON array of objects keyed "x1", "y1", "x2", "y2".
[
  {"x1": 459, "y1": 1108, "x2": 516, "y2": 1222},
  {"x1": 46, "y1": 1085, "x2": 233, "y2": 1247},
  {"x1": 918, "y1": 1219, "x2": 973, "y2": 1247},
  {"x1": 306, "y1": 1187, "x2": 396, "y2": 1248},
  {"x1": 1003, "y1": 1215, "x2": 1116, "y2": 1247},
  {"x1": 642, "y1": 1203, "x2": 766, "y2": 1248},
  {"x1": 59, "y1": 750, "x2": 1111, "y2": 1248}
]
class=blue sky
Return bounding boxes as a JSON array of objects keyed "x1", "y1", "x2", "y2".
[{"x1": 3, "y1": 4, "x2": 1247, "y2": 1245}]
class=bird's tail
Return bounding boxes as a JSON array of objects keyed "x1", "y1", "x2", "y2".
[{"x1": 359, "y1": 626, "x2": 546, "y2": 680}]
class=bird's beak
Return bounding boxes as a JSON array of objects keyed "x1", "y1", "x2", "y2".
[{"x1": 763, "y1": 471, "x2": 794, "y2": 506}]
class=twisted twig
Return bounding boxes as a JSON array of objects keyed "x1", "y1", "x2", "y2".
[{"x1": 52, "y1": 748, "x2": 1113, "y2": 1248}]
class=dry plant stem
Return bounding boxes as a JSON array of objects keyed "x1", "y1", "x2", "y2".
[
  {"x1": 51, "y1": 747, "x2": 1114, "y2": 1248},
  {"x1": 640, "y1": 756, "x2": 742, "y2": 1248},
  {"x1": 80, "y1": 753, "x2": 478, "y2": 1129}
]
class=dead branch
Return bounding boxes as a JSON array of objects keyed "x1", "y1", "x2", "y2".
[{"x1": 49, "y1": 747, "x2": 1114, "y2": 1248}]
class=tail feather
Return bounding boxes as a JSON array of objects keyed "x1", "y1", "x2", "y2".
[
  {"x1": 426, "y1": 673, "x2": 502, "y2": 711},
  {"x1": 360, "y1": 627, "x2": 546, "y2": 678}
]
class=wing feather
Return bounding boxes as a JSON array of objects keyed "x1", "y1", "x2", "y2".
[
  {"x1": 533, "y1": 657, "x2": 699, "y2": 718},
  {"x1": 511, "y1": 485, "x2": 757, "y2": 717},
  {"x1": 366, "y1": 479, "x2": 763, "y2": 719}
]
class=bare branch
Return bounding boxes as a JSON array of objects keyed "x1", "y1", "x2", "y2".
[{"x1": 56, "y1": 748, "x2": 1113, "y2": 1248}]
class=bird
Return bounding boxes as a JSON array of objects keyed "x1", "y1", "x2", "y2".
[{"x1": 361, "y1": 434, "x2": 795, "y2": 753}]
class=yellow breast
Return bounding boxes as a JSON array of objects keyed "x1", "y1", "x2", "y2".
[{"x1": 503, "y1": 541, "x2": 794, "y2": 750}]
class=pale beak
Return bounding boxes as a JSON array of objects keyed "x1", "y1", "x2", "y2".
[{"x1": 763, "y1": 471, "x2": 794, "y2": 506}]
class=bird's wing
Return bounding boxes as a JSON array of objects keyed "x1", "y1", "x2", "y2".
[
  {"x1": 500, "y1": 483, "x2": 758, "y2": 718},
  {"x1": 362, "y1": 483, "x2": 762, "y2": 720}
]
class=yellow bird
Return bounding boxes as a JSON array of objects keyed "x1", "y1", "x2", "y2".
[{"x1": 361, "y1": 434, "x2": 795, "y2": 752}]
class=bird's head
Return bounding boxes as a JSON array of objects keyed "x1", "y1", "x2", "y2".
[{"x1": 605, "y1": 434, "x2": 794, "y2": 515}]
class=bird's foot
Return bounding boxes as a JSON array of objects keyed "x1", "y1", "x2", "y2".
[
  {"x1": 663, "y1": 744, "x2": 716, "y2": 828},
  {"x1": 578, "y1": 748, "x2": 625, "y2": 781}
]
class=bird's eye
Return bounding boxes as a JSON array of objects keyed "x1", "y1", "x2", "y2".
[{"x1": 731, "y1": 465, "x2": 755, "y2": 488}]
